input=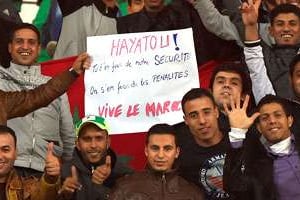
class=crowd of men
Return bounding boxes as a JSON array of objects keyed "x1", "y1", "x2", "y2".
[{"x1": 0, "y1": 0, "x2": 300, "y2": 199}]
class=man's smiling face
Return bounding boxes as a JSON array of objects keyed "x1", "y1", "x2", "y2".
[
  {"x1": 269, "y1": 13, "x2": 300, "y2": 45},
  {"x1": 8, "y1": 28, "x2": 40, "y2": 66}
]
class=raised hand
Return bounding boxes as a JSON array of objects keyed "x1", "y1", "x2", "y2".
[
  {"x1": 223, "y1": 94, "x2": 260, "y2": 129},
  {"x1": 45, "y1": 142, "x2": 60, "y2": 178},
  {"x1": 240, "y1": 0, "x2": 262, "y2": 26},
  {"x1": 92, "y1": 155, "x2": 111, "y2": 185},
  {"x1": 72, "y1": 52, "x2": 91, "y2": 75},
  {"x1": 59, "y1": 166, "x2": 82, "y2": 195}
]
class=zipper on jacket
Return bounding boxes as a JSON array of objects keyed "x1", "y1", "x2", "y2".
[
  {"x1": 162, "y1": 173, "x2": 166, "y2": 184},
  {"x1": 161, "y1": 173, "x2": 166, "y2": 199},
  {"x1": 29, "y1": 112, "x2": 35, "y2": 168},
  {"x1": 241, "y1": 164, "x2": 245, "y2": 174}
]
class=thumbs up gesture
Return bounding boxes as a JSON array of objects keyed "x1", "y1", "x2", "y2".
[
  {"x1": 59, "y1": 165, "x2": 82, "y2": 195},
  {"x1": 45, "y1": 142, "x2": 61, "y2": 177},
  {"x1": 92, "y1": 155, "x2": 112, "y2": 185}
]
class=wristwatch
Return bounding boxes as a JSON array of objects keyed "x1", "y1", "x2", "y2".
[{"x1": 69, "y1": 67, "x2": 80, "y2": 78}]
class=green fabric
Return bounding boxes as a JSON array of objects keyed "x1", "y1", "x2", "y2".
[
  {"x1": 118, "y1": 1, "x2": 128, "y2": 16},
  {"x1": 33, "y1": 0, "x2": 52, "y2": 62},
  {"x1": 117, "y1": 0, "x2": 173, "y2": 16},
  {"x1": 37, "y1": 49, "x2": 51, "y2": 63},
  {"x1": 164, "y1": 0, "x2": 173, "y2": 5},
  {"x1": 32, "y1": 0, "x2": 51, "y2": 31}
]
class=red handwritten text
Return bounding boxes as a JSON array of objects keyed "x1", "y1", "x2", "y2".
[
  {"x1": 98, "y1": 103, "x2": 122, "y2": 118},
  {"x1": 127, "y1": 104, "x2": 140, "y2": 117},
  {"x1": 145, "y1": 100, "x2": 181, "y2": 117},
  {"x1": 111, "y1": 35, "x2": 170, "y2": 56}
]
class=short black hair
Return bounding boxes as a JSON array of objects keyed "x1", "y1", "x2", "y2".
[
  {"x1": 256, "y1": 95, "x2": 292, "y2": 119},
  {"x1": 270, "y1": 4, "x2": 300, "y2": 25},
  {"x1": 181, "y1": 88, "x2": 217, "y2": 114},
  {"x1": 209, "y1": 62, "x2": 252, "y2": 96},
  {"x1": 146, "y1": 123, "x2": 178, "y2": 146},
  {"x1": 0, "y1": 125, "x2": 17, "y2": 147},
  {"x1": 9, "y1": 23, "x2": 40, "y2": 44},
  {"x1": 289, "y1": 54, "x2": 300, "y2": 77}
]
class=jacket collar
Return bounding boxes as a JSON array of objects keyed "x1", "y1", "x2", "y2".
[
  {"x1": 272, "y1": 43, "x2": 300, "y2": 50},
  {"x1": 146, "y1": 164, "x2": 178, "y2": 179},
  {"x1": 93, "y1": 0, "x2": 118, "y2": 18},
  {"x1": 6, "y1": 169, "x2": 22, "y2": 190},
  {"x1": 260, "y1": 135, "x2": 294, "y2": 156},
  {"x1": 72, "y1": 147, "x2": 116, "y2": 175},
  {"x1": 145, "y1": 165, "x2": 181, "y2": 193},
  {"x1": 3, "y1": 62, "x2": 49, "y2": 87},
  {"x1": 72, "y1": 148, "x2": 95, "y2": 175},
  {"x1": 9, "y1": 62, "x2": 41, "y2": 76}
]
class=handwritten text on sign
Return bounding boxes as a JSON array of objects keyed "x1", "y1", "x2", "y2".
[{"x1": 86, "y1": 28, "x2": 199, "y2": 134}]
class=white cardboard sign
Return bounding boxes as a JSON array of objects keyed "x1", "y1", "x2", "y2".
[{"x1": 86, "y1": 28, "x2": 200, "y2": 134}]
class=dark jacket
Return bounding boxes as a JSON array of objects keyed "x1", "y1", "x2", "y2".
[
  {"x1": 262, "y1": 42, "x2": 300, "y2": 99},
  {"x1": 58, "y1": 0, "x2": 118, "y2": 18},
  {"x1": 109, "y1": 168, "x2": 204, "y2": 200},
  {"x1": 0, "y1": 0, "x2": 22, "y2": 67},
  {"x1": 223, "y1": 129, "x2": 276, "y2": 200},
  {"x1": 173, "y1": 113, "x2": 231, "y2": 200},
  {"x1": 117, "y1": 0, "x2": 242, "y2": 66},
  {"x1": 0, "y1": 69, "x2": 76, "y2": 125},
  {"x1": 223, "y1": 99, "x2": 300, "y2": 200},
  {"x1": 60, "y1": 147, "x2": 126, "y2": 200}
]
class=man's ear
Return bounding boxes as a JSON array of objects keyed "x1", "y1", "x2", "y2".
[
  {"x1": 268, "y1": 26, "x2": 274, "y2": 37},
  {"x1": 288, "y1": 115, "x2": 294, "y2": 128},
  {"x1": 241, "y1": 93, "x2": 246, "y2": 102},
  {"x1": 38, "y1": 44, "x2": 41, "y2": 55},
  {"x1": 256, "y1": 123, "x2": 262, "y2": 134},
  {"x1": 14, "y1": 148, "x2": 17, "y2": 160},
  {"x1": 175, "y1": 147, "x2": 180, "y2": 158},
  {"x1": 75, "y1": 139, "x2": 80, "y2": 150},
  {"x1": 106, "y1": 137, "x2": 111, "y2": 149},
  {"x1": 8, "y1": 43, "x2": 12, "y2": 54},
  {"x1": 183, "y1": 115, "x2": 188, "y2": 125},
  {"x1": 144, "y1": 146, "x2": 148, "y2": 157},
  {"x1": 214, "y1": 106, "x2": 219, "y2": 118}
]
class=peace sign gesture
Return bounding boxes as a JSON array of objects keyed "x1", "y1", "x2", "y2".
[{"x1": 240, "y1": 0, "x2": 262, "y2": 26}]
